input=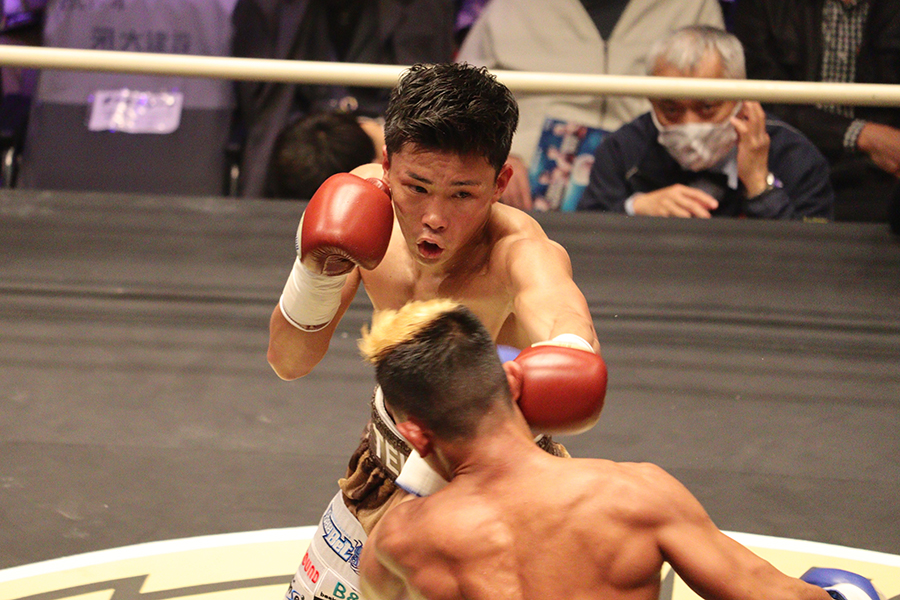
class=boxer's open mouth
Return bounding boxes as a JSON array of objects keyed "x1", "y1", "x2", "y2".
[{"x1": 418, "y1": 240, "x2": 443, "y2": 259}]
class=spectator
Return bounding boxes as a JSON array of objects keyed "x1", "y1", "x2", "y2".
[
  {"x1": 266, "y1": 110, "x2": 379, "y2": 200},
  {"x1": 16, "y1": 0, "x2": 237, "y2": 196},
  {"x1": 0, "y1": 1, "x2": 43, "y2": 188},
  {"x1": 456, "y1": 0, "x2": 725, "y2": 210},
  {"x1": 231, "y1": 0, "x2": 456, "y2": 199},
  {"x1": 734, "y1": 0, "x2": 900, "y2": 223},
  {"x1": 578, "y1": 26, "x2": 834, "y2": 221},
  {"x1": 0, "y1": 0, "x2": 43, "y2": 99}
]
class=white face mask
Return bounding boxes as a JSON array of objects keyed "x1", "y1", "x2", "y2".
[{"x1": 652, "y1": 102, "x2": 742, "y2": 172}]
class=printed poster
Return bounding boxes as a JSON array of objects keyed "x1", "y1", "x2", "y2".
[{"x1": 529, "y1": 118, "x2": 607, "y2": 212}]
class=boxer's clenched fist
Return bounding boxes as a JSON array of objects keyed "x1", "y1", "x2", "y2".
[
  {"x1": 301, "y1": 173, "x2": 393, "y2": 276},
  {"x1": 280, "y1": 173, "x2": 394, "y2": 331},
  {"x1": 513, "y1": 340, "x2": 607, "y2": 435},
  {"x1": 800, "y1": 567, "x2": 882, "y2": 600}
]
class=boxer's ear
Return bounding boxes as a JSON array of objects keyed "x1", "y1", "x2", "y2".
[
  {"x1": 493, "y1": 162, "x2": 514, "y2": 203},
  {"x1": 381, "y1": 146, "x2": 390, "y2": 176},
  {"x1": 502, "y1": 360, "x2": 524, "y2": 404},
  {"x1": 396, "y1": 420, "x2": 433, "y2": 458}
]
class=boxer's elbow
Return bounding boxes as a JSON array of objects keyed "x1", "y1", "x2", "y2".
[
  {"x1": 267, "y1": 306, "x2": 324, "y2": 379},
  {"x1": 268, "y1": 350, "x2": 305, "y2": 380},
  {"x1": 267, "y1": 343, "x2": 322, "y2": 380}
]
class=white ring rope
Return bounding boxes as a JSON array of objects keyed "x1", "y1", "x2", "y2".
[{"x1": 1, "y1": 44, "x2": 900, "y2": 106}]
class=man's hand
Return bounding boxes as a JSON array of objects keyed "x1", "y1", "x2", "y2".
[
  {"x1": 500, "y1": 154, "x2": 534, "y2": 210},
  {"x1": 857, "y1": 122, "x2": 900, "y2": 178},
  {"x1": 731, "y1": 101, "x2": 772, "y2": 197},
  {"x1": 632, "y1": 185, "x2": 719, "y2": 218}
]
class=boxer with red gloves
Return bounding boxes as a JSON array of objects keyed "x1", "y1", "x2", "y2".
[
  {"x1": 268, "y1": 63, "x2": 599, "y2": 383},
  {"x1": 359, "y1": 300, "x2": 834, "y2": 600},
  {"x1": 273, "y1": 64, "x2": 602, "y2": 600}
]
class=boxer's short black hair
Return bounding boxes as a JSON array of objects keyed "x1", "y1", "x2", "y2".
[{"x1": 384, "y1": 62, "x2": 518, "y2": 174}]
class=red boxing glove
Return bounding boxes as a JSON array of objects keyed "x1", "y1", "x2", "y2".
[
  {"x1": 280, "y1": 173, "x2": 393, "y2": 331},
  {"x1": 300, "y1": 173, "x2": 394, "y2": 276},
  {"x1": 514, "y1": 345, "x2": 607, "y2": 435}
]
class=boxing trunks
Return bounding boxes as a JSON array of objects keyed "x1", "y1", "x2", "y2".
[{"x1": 285, "y1": 387, "x2": 568, "y2": 600}]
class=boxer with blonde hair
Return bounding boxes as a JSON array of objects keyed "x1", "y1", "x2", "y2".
[{"x1": 359, "y1": 300, "x2": 855, "y2": 600}]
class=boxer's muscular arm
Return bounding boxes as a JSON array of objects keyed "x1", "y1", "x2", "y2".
[
  {"x1": 267, "y1": 170, "x2": 392, "y2": 380},
  {"x1": 267, "y1": 269, "x2": 361, "y2": 380},
  {"x1": 652, "y1": 465, "x2": 830, "y2": 600},
  {"x1": 509, "y1": 236, "x2": 599, "y2": 352},
  {"x1": 360, "y1": 502, "x2": 420, "y2": 600}
]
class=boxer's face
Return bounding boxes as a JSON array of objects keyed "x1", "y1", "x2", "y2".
[{"x1": 383, "y1": 144, "x2": 511, "y2": 268}]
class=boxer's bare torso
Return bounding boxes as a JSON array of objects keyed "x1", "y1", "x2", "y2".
[
  {"x1": 365, "y1": 427, "x2": 668, "y2": 600},
  {"x1": 362, "y1": 417, "x2": 832, "y2": 600},
  {"x1": 352, "y1": 150, "x2": 595, "y2": 350},
  {"x1": 267, "y1": 145, "x2": 597, "y2": 379}
]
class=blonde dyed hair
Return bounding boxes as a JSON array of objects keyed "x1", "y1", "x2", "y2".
[
  {"x1": 359, "y1": 298, "x2": 510, "y2": 439},
  {"x1": 359, "y1": 298, "x2": 462, "y2": 364}
]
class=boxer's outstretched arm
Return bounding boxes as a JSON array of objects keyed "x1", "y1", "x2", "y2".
[
  {"x1": 652, "y1": 465, "x2": 830, "y2": 600},
  {"x1": 267, "y1": 270, "x2": 362, "y2": 380},
  {"x1": 509, "y1": 236, "x2": 599, "y2": 352}
]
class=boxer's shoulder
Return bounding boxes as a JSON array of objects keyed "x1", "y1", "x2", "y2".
[
  {"x1": 350, "y1": 162, "x2": 385, "y2": 180},
  {"x1": 489, "y1": 205, "x2": 560, "y2": 262},
  {"x1": 377, "y1": 494, "x2": 467, "y2": 553},
  {"x1": 491, "y1": 201, "x2": 548, "y2": 238},
  {"x1": 494, "y1": 231, "x2": 570, "y2": 283}
]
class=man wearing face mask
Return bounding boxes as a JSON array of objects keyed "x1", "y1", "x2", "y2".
[{"x1": 578, "y1": 26, "x2": 835, "y2": 220}]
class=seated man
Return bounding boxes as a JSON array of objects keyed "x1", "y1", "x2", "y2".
[
  {"x1": 456, "y1": 0, "x2": 725, "y2": 211},
  {"x1": 231, "y1": 0, "x2": 455, "y2": 199},
  {"x1": 358, "y1": 299, "x2": 878, "y2": 600},
  {"x1": 578, "y1": 25, "x2": 834, "y2": 221}
]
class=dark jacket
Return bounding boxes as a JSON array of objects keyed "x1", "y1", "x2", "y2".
[
  {"x1": 231, "y1": 0, "x2": 455, "y2": 198},
  {"x1": 577, "y1": 112, "x2": 834, "y2": 220},
  {"x1": 733, "y1": 0, "x2": 900, "y2": 161}
]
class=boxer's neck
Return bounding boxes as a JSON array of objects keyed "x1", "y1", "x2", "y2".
[{"x1": 445, "y1": 413, "x2": 539, "y2": 480}]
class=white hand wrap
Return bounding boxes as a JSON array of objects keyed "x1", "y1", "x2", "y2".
[
  {"x1": 395, "y1": 449, "x2": 448, "y2": 497},
  {"x1": 279, "y1": 256, "x2": 347, "y2": 332},
  {"x1": 531, "y1": 333, "x2": 594, "y2": 352}
]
